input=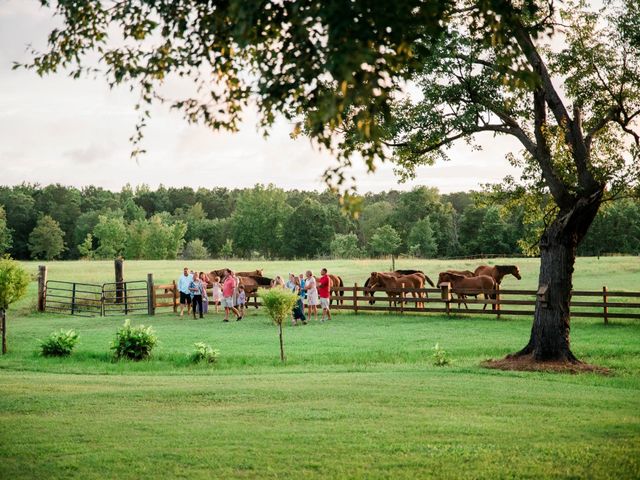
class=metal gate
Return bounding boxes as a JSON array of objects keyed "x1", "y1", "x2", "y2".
[
  {"x1": 44, "y1": 280, "x2": 150, "y2": 317},
  {"x1": 102, "y1": 281, "x2": 150, "y2": 316},
  {"x1": 44, "y1": 281, "x2": 103, "y2": 317}
]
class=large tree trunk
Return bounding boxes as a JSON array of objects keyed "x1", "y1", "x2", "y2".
[{"x1": 511, "y1": 191, "x2": 602, "y2": 363}]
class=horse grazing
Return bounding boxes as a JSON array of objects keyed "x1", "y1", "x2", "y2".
[
  {"x1": 368, "y1": 272, "x2": 426, "y2": 308},
  {"x1": 473, "y1": 265, "x2": 521, "y2": 285},
  {"x1": 437, "y1": 272, "x2": 496, "y2": 310},
  {"x1": 364, "y1": 270, "x2": 434, "y2": 304}
]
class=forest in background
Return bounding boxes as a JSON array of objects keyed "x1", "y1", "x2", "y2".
[{"x1": 0, "y1": 183, "x2": 638, "y2": 261}]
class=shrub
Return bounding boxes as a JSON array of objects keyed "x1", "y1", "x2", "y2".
[
  {"x1": 258, "y1": 287, "x2": 298, "y2": 362},
  {"x1": 40, "y1": 329, "x2": 79, "y2": 357},
  {"x1": 432, "y1": 343, "x2": 450, "y2": 366},
  {"x1": 111, "y1": 319, "x2": 157, "y2": 361},
  {"x1": 189, "y1": 342, "x2": 220, "y2": 364}
]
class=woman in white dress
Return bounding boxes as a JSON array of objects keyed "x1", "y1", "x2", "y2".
[
  {"x1": 211, "y1": 276, "x2": 222, "y2": 313},
  {"x1": 305, "y1": 270, "x2": 319, "y2": 322}
]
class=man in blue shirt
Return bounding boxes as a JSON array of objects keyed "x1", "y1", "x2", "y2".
[{"x1": 177, "y1": 267, "x2": 193, "y2": 317}]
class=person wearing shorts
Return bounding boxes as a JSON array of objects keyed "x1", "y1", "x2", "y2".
[
  {"x1": 317, "y1": 268, "x2": 332, "y2": 322},
  {"x1": 222, "y1": 269, "x2": 241, "y2": 322},
  {"x1": 305, "y1": 270, "x2": 319, "y2": 322},
  {"x1": 177, "y1": 267, "x2": 192, "y2": 317}
]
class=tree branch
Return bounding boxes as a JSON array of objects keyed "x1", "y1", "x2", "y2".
[{"x1": 511, "y1": 19, "x2": 599, "y2": 194}]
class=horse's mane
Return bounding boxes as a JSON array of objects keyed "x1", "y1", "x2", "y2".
[{"x1": 495, "y1": 265, "x2": 517, "y2": 274}]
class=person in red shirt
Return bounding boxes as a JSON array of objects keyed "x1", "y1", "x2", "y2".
[
  {"x1": 317, "y1": 268, "x2": 332, "y2": 322},
  {"x1": 222, "y1": 269, "x2": 242, "y2": 322}
]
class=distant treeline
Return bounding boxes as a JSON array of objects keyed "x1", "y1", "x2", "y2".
[{"x1": 0, "y1": 184, "x2": 638, "y2": 261}]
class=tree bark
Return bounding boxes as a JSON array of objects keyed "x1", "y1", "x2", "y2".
[
  {"x1": 278, "y1": 322, "x2": 285, "y2": 363},
  {"x1": 1, "y1": 308, "x2": 6, "y2": 355},
  {"x1": 511, "y1": 191, "x2": 602, "y2": 362}
]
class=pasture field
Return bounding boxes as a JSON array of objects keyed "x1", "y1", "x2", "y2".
[{"x1": 1, "y1": 257, "x2": 639, "y2": 479}]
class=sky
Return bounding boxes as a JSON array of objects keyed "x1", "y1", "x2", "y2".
[{"x1": 0, "y1": 1, "x2": 523, "y2": 195}]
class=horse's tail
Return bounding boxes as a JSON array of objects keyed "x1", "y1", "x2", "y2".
[
  {"x1": 338, "y1": 276, "x2": 344, "y2": 305},
  {"x1": 424, "y1": 275, "x2": 435, "y2": 288}
]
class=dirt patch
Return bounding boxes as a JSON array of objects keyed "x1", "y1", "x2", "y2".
[{"x1": 482, "y1": 353, "x2": 611, "y2": 375}]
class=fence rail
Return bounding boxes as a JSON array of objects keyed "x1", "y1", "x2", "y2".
[{"x1": 152, "y1": 283, "x2": 640, "y2": 322}]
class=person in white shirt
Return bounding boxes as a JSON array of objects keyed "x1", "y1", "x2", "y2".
[{"x1": 177, "y1": 266, "x2": 193, "y2": 317}]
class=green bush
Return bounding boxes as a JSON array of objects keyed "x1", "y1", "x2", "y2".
[
  {"x1": 432, "y1": 343, "x2": 450, "y2": 366},
  {"x1": 111, "y1": 319, "x2": 157, "y2": 361},
  {"x1": 189, "y1": 342, "x2": 220, "y2": 364},
  {"x1": 39, "y1": 329, "x2": 79, "y2": 357},
  {"x1": 258, "y1": 287, "x2": 298, "y2": 362}
]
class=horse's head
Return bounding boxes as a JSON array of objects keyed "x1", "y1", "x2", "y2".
[
  {"x1": 367, "y1": 272, "x2": 380, "y2": 304},
  {"x1": 437, "y1": 272, "x2": 450, "y2": 286},
  {"x1": 512, "y1": 266, "x2": 522, "y2": 280}
]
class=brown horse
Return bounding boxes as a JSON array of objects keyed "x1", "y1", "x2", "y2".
[
  {"x1": 437, "y1": 272, "x2": 496, "y2": 310},
  {"x1": 445, "y1": 269, "x2": 475, "y2": 278},
  {"x1": 327, "y1": 274, "x2": 344, "y2": 305},
  {"x1": 368, "y1": 272, "x2": 426, "y2": 308},
  {"x1": 208, "y1": 268, "x2": 263, "y2": 282},
  {"x1": 364, "y1": 269, "x2": 434, "y2": 304},
  {"x1": 473, "y1": 265, "x2": 521, "y2": 285},
  {"x1": 242, "y1": 275, "x2": 273, "y2": 307}
]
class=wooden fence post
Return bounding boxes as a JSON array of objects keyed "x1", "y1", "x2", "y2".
[
  {"x1": 496, "y1": 284, "x2": 501, "y2": 320},
  {"x1": 172, "y1": 280, "x2": 178, "y2": 313},
  {"x1": 71, "y1": 283, "x2": 77, "y2": 315},
  {"x1": 147, "y1": 273, "x2": 155, "y2": 316},
  {"x1": 115, "y1": 258, "x2": 124, "y2": 304},
  {"x1": 603, "y1": 286, "x2": 608, "y2": 325},
  {"x1": 440, "y1": 282, "x2": 451, "y2": 316},
  {"x1": 353, "y1": 283, "x2": 358, "y2": 315},
  {"x1": 400, "y1": 283, "x2": 405, "y2": 315},
  {"x1": 37, "y1": 265, "x2": 47, "y2": 312}
]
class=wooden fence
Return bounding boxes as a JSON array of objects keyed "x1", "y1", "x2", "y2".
[{"x1": 152, "y1": 282, "x2": 640, "y2": 323}]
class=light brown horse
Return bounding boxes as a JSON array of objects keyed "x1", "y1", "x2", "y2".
[
  {"x1": 208, "y1": 268, "x2": 263, "y2": 282},
  {"x1": 473, "y1": 265, "x2": 521, "y2": 285},
  {"x1": 368, "y1": 272, "x2": 426, "y2": 308},
  {"x1": 364, "y1": 269, "x2": 434, "y2": 304},
  {"x1": 437, "y1": 272, "x2": 496, "y2": 310}
]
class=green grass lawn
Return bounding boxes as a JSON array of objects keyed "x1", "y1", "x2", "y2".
[{"x1": 1, "y1": 257, "x2": 639, "y2": 479}]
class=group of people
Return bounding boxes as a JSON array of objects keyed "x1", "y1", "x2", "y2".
[
  {"x1": 176, "y1": 267, "x2": 334, "y2": 325},
  {"x1": 283, "y1": 268, "x2": 333, "y2": 325},
  {"x1": 177, "y1": 267, "x2": 245, "y2": 322}
]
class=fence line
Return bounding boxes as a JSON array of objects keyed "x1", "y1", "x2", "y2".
[{"x1": 152, "y1": 283, "x2": 640, "y2": 323}]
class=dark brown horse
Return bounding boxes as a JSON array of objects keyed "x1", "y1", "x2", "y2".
[
  {"x1": 437, "y1": 272, "x2": 496, "y2": 310},
  {"x1": 473, "y1": 265, "x2": 521, "y2": 285},
  {"x1": 364, "y1": 269, "x2": 434, "y2": 304},
  {"x1": 242, "y1": 275, "x2": 272, "y2": 307},
  {"x1": 368, "y1": 272, "x2": 426, "y2": 308}
]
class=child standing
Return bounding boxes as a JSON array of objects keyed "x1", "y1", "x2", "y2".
[
  {"x1": 211, "y1": 276, "x2": 222, "y2": 313},
  {"x1": 236, "y1": 285, "x2": 246, "y2": 320}
]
